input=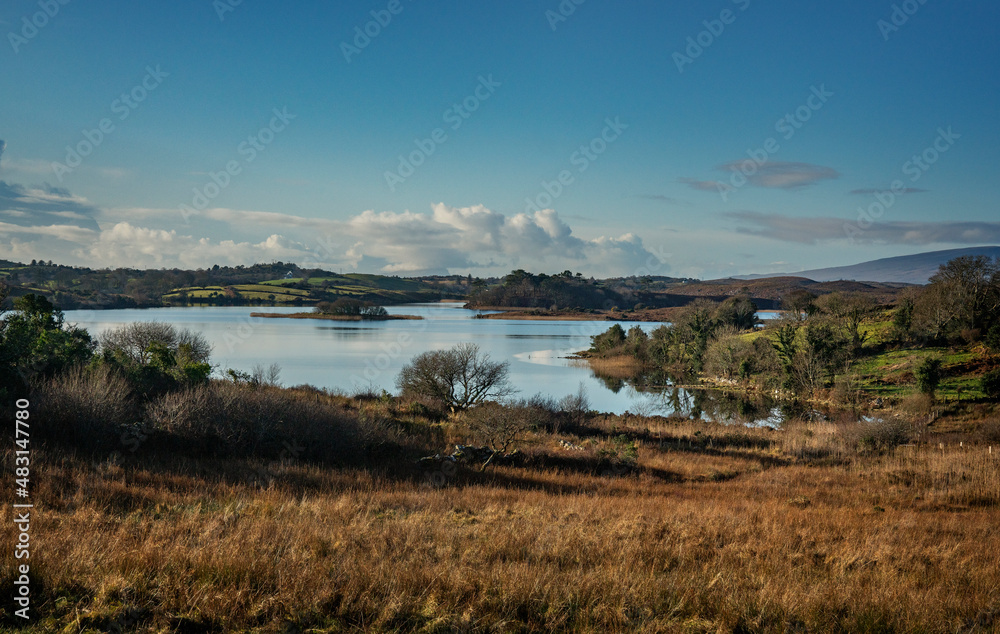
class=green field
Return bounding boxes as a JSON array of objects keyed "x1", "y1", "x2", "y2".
[
  {"x1": 851, "y1": 347, "x2": 985, "y2": 400},
  {"x1": 162, "y1": 276, "x2": 458, "y2": 306}
]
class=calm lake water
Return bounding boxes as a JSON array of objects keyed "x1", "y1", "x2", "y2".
[
  {"x1": 64, "y1": 303, "x2": 662, "y2": 415},
  {"x1": 62, "y1": 303, "x2": 786, "y2": 421}
]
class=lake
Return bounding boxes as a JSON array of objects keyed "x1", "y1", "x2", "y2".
[
  {"x1": 62, "y1": 303, "x2": 785, "y2": 420},
  {"x1": 63, "y1": 303, "x2": 660, "y2": 414}
]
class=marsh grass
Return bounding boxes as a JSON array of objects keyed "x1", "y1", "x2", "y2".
[{"x1": 2, "y1": 401, "x2": 999, "y2": 632}]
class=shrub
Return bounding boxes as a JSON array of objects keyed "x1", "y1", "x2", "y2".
[
  {"x1": 977, "y1": 418, "x2": 1000, "y2": 444},
  {"x1": 590, "y1": 324, "x2": 626, "y2": 354},
  {"x1": 704, "y1": 329, "x2": 781, "y2": 386},
  {"x1": 832, "y1": 374, "x2": 863, "y2": 408},
  {"x1": 915, "y1": 357, "x2": 943, "y2": 397},
  {"x1": 986, "y1": 323, "x2": 1000, "y2": 353},
  {"x1": 855, "y1": 418, "x2": 913, "y2": 452},
  {"x1": 461, "y1": 400, "x2": 535, "y2": 459},
  {"x1": 558, "y1": 383, "x2": 590, "y2": 421},
  {"x1": 981, "y1": 368, "x2": 1000, "y2": 400},
  {"x1": 144, "y1": 381, "x2": 373, "y2": 462},
  {"x1": 33, "y1": 365, "x2": 137, "y2": 450}
]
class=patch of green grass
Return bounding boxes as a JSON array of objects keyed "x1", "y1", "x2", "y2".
[{"x1": 852, "y1": 346, "x2": 986, "y2": 400}]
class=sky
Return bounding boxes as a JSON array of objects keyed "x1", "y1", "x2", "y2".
[{"x1": 1, "y1": 0, "x2": 998, "y2": 279}]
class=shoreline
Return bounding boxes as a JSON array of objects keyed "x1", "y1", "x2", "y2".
[{"x1": 470, "y1": 306, "x2": 689, "y2": 322}]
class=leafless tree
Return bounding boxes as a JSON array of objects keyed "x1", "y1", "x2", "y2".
[
  {"x1": 100, "y1": 321, "x2": 212, "y2": 365},
  {"x1": 396, "y1": 342, "x2": 515, "y2": 410}
]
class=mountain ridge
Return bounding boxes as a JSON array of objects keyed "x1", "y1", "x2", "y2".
[{"x1": 739, "y1": 246, "x2": 1000, "y2": 284}]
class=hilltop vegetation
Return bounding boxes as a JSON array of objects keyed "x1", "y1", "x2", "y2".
[
  {"x1": 587, "y1": 255, "x2": 1000, "y2": 413},
  {"x1": 0, "y1": 260, "x2": 466, "y2": 309}
]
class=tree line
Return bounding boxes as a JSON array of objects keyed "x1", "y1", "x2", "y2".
[{"x1": 587, "y1": 256, "x2": 1000, "y2": 400}]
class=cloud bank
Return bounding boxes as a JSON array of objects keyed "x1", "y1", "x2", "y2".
[
  {"x1": 682, "y1": 161, "x2": 838, "y2": 193},
  {"x1": 0, "y1": 183, "x2": 666, "y2": 276}
]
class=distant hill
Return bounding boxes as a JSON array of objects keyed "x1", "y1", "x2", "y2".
[
  {"x1": 0, "y1": 261, "x2": 467, "y2": 310},
  {"x1": 742, "y1": 247, "x2": 1000, "y2": 284},
  {"x1": 645, "y1": 276, "x2": 906, "y2": 310}
]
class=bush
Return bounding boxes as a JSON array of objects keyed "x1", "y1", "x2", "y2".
[
  {"x1": 558, "y1": 383, "x2": 590, "y2": 421},
  {"x1": 986, "y1": 324, "x2": 1000, "y2": 353},
  {"x1": 915, "y1": 357, "x2": 943, "y2": 397},
  {"x1": 855, "y1": 418, "x2": 914, "y2": 452},
  {"x1": 977, "y1": 419, "x2": 1000, "y2": 444},
  {"x1": 461, "y1": 400, "x2": 535, "y2": 458},
  {"x1": 704, "y1": 329, "x2": 781, "y2": 386},
  {"x1": 981, "y1": 368, "x2": 1000, "y2": 399},
  {"x1": 703, "y1": 327, "x2": 753, "y2": 381},
  {"x1": 832, "y1": 374, "x2": 863, "y2": 408},
  {"x1": 590, "y1": 324, "x2": 626, "y2": 354},
  {"x1": 144, "y1": 381, "x2": 375, "y2": 462},
  {"x1": 33, "y1": 365, "x2": 137, "y2": 450}
]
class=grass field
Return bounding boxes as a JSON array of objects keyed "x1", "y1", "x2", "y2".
[
  {"x1": 163, "y1": 277, "x2": 454, "y2": 306},
  {"x1": 3, "y1": 401, "x2": 999, "y2": 633}
]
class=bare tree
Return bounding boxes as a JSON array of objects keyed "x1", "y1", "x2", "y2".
[
  {"x1": 396, "y1": 342, "x2": 515, "y2": 410},
  {"x1": 462, "y1": 400, "x2": 534, "y2": 467},
  {"x1": 251, "y1": 363, "x2": 282, "y2": 387},
  {"x1": 100, "y1": 322, "x2": 212, "y2": 365}
]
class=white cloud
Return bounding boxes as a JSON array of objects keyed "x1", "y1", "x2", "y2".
[
  {"x1": 0, "y1": 179, "x2": 669, "y2": 276},
  {"x1": 74, "y1": 222, "x2": 311, "y2": 269}
]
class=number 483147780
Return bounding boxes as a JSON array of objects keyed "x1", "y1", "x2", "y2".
[{"x1": 15, "y1": 399, "x2": 30, "y2": 491}]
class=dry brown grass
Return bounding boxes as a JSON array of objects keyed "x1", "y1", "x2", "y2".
[
  {"x1": 572, "y1": 355, "x2": 646, "y2": 381},
  {"x1": 2, "y1": 413, "x2": 1000, "y2": 633}
]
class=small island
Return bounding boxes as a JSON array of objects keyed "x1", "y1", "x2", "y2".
[
  {"x1": 250, "y1": 312, "x2": 422, "y2": 321},
  {"x1": 251, "y1": 298, "x2": 422, "y2": 321}
]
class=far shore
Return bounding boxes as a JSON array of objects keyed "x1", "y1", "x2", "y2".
[
  {"x1": 469, "y1": 306, "x2": 702, "y2": 322},
  {"x1": 250, "y1": 312, "x2": 423, "y2": 321}
]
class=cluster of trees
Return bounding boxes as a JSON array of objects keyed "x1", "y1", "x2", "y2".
[
  {"x1": 0, "y1": 284, "x2": 213, "y2": 402},
  {"x1": 892, "y1": 255, "x2": 1000, "y2": 346},
  {"x1": 467, "y1": 269, "x2": 625, "y2": 311},
  {"x1": 0, "y1": 291, "x2": 94, "y2": 399},
  {"x1": 590, "y1": 295, "x2": 761, "y2": 373},
  {"x1": 587, "y1": 256, "x2": 1000, "y2": 401},
  {"x1": 588, "y1": 289, "x2": 891, "y2": 395},
  {"x1": 315, "y1": 298, "x2": 389, "y2": 318}
]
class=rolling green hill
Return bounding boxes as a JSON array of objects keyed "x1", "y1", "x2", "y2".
[{"x1": 0, "y1": 261, "x2": 466, "y2": 310}]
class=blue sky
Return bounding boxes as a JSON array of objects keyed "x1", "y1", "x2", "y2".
[{"x1": 1, "y1": 0, "x2": 997, "y2": 278}]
